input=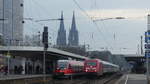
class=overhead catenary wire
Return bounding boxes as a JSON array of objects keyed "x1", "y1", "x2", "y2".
[
  {"x1": 24, "y1": 0, "x2": 59, "y2": 45},
  {"x1": 73, "y1": 0, "x2": 107, "y2": 49},
  {"x1": 25, "y1": 0, "x2": 130, "y2": 51},
  {"x1": 24, "y1": 0, "x2": 42, "y2": 34},
  {"x1": 31, "y1": 0, "x2": 51, "y2": 18},
  {"x1": 90, "y1": 0, "x2": 116, "y2": 50},
  {"x1": 25, "y1": 0, "x2": 65, "y2": 43},
  {"x1": 73, "y1": 0, "x2": 114, "y2": 50},
  {"x1": 91, "y1": 0, "x2": 118, "y2": 50}
]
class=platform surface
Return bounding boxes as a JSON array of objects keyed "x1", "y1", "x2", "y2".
[
  {"x1": 0, "y1": 74, "x2": 51, "y2": 80},
  {"x1": 117, "y1": 74, "x2": 147, "y2": 84}
]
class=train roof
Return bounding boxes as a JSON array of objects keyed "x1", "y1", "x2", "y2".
[
  {"x1": 85, "y1": 59, "x2": 119, "y2": 67},
  {"x1": 101, "y1": 60, "x2": 119, "y2": 67},
  {"x1": 57, "y1": 60, "x2": 84, "y2": 65},
  {"x1": 57, "y1": 60, "x2": 83, "y2": 63},
  {"x1": 57, "y1": 60, "x2": 80, "y2": 62},
  {"x1": 58, "y1": 60, "x2": 69, "y2": 62}
]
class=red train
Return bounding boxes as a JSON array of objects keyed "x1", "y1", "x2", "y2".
[
  {"x1": 54, "y1": 60, "x2": 84, "y2": 78},
  {"x1": 84, "y1": 59, "x2": 119, "y2": 76}
]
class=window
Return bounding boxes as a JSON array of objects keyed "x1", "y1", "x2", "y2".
[
  {"x1": 57, "y1": 62, "x2": 68, "y2": 70},
  {"x1": 86, "y1": 62, "x2": 96, "y2": 66}
]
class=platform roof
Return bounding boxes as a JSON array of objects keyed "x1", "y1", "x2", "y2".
[{"x1": 0, "y1": 46, "x2": 89, "y2": 60}]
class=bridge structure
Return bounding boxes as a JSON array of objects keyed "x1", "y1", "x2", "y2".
[{"x1": 122, "y1": 54, "x2": 145, "y2": 73}]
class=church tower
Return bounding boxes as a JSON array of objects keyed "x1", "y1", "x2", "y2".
[
  {"x1": 68, "y1": 12, "x2": 79, "y2": 46},
  {"x1": 56, "y1": 11, "x2": 67, "y2": 46}
]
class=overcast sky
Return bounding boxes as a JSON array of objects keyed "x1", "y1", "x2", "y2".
[{"x1": 23, "y1": 0, "x2": 150, "y2": 54}]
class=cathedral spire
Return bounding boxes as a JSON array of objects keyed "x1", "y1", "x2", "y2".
[
  {"x1": 71, "y1": 11, "x2": 76, "y2": 30},
  {"x1": 68, "y1": 12, "x2": 79, "y2": 46},
  {"x1": 56, "y1": 11, "x2": 66, "y2": 46},
  {"x1": 60, "y1": 11, "x2": 65, "y2": 30}
]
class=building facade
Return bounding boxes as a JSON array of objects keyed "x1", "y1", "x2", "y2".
[
  {"x1": 56, "y1": 12, "x2": 67, "y2": 46},
  {"x1": 68, "y1": 12, "x2": 79, "y2": 46},
  {"x1": 0, "y1": 0, "x2": 24, "y2": 46}
]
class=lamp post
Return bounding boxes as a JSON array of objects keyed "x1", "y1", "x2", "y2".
[{"x1": 93, "y1": 17, "x2": 125, "y2": 22}]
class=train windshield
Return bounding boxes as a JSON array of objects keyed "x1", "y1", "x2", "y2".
[
  {"x1": 57, "y1": 62, "x2": 68, "y2": 69},
  {"x1": 86, "y1": 61, "x2": 96, "y2": 66}
]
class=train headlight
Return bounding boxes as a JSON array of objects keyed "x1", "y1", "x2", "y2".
[{"x1": 85, "y1": 70, "x2": 88, "y2": 72}]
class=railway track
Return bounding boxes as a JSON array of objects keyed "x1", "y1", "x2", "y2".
[
  {"x1": 50, "y1": 73, "x2": 122, "y2": 84},
  {"x1": 103, "y1": 73, "x2": 122, "y2": 84},
  {"x1": 85, "y1": 73, "x2": 122, "y2": 84}
]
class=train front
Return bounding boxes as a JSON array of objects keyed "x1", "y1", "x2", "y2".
[
  {"x1": 84, "y1": 59, "x2": 102, "y2": 76},
  {"x1": 54, "y1": 60, "x2": 73, "y2": 78}
]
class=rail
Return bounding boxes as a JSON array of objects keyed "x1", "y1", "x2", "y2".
[
  {"x1": 51, "y1": 73, "x2": 122, "y2": 84},
  {"x1": 124, "y1": 75, "x2": 129, "y2": 84}
]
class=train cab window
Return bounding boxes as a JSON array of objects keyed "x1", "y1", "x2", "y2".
[
  {"x1": 57, "y1": 62, "x2": 68, "y2": 70},
  {"x1": 86, "y1": 62, "x2": 96, "y2": 66}
]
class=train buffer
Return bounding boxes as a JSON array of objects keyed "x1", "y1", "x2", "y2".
[{"x1": 116, "y1": 74, "x2": 147, "y2": 84}]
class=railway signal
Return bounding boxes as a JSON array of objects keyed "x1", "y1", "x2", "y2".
[
  {"x1": 42, "y1": 26, "x2": 49, "y2": 83},
  {"x1": 42, "y1": 26, "x2": 48, "y2": 49}
]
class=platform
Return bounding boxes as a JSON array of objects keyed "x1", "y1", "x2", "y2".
[
  {"x1": 0, "y1": 74, "x2": 52, "y2": 84},
  {"x1": 0, "y1": 74, "x2": 51, "y2": 80},
  {"x1": 116, "y1": 74, "x2": 147, "y2": 84}
]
